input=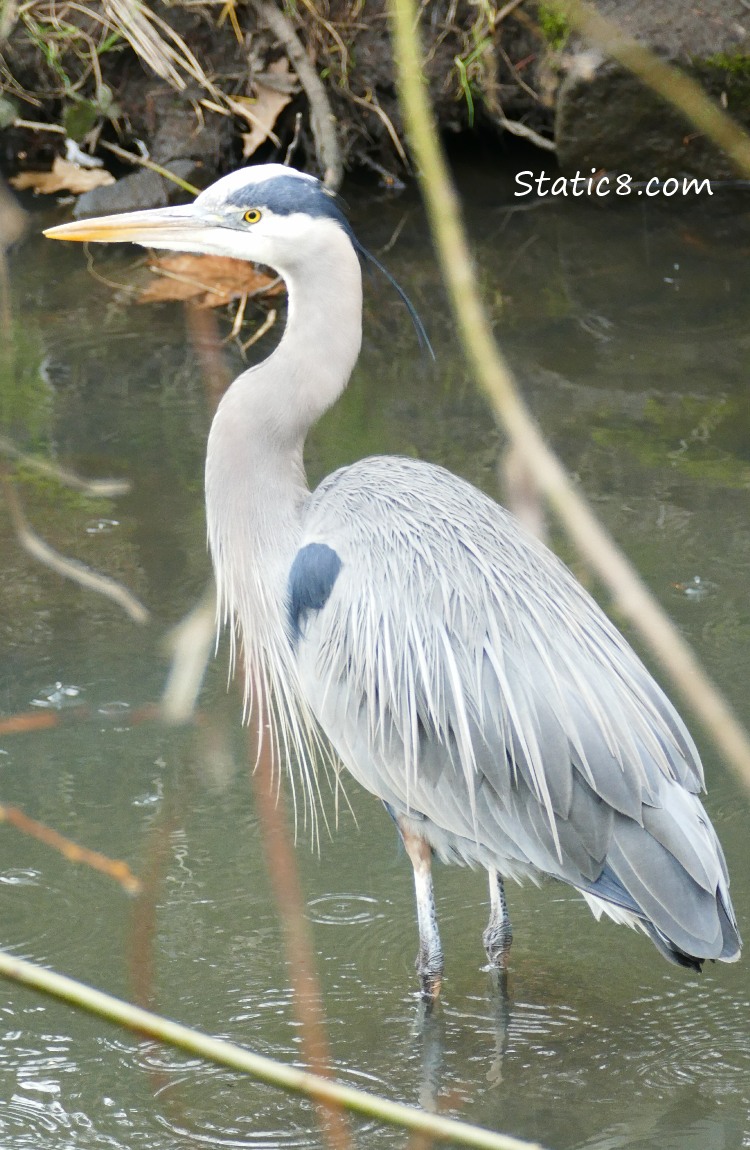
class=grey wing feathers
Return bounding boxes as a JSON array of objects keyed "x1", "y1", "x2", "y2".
[{"x1": 291, "y1": 455, "x2": 740, "y2": 965}]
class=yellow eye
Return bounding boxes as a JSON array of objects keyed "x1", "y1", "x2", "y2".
[{"x1": 243, "y1": 208, "x2": 262, "y2": 224}]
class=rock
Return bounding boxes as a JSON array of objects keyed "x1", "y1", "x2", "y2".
[
  {"x1": 74, "y1": 87, "x2": 232, "y2": 216},
  {"x1": 554, "y1": 0, "x2": 750, "y2": 178},
  {"x1": 73, "y1": 161, "x2": 197, "y2": 218}
]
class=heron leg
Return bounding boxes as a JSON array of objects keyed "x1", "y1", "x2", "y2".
[
  {"x1": 483, "y1": 869, "x2": 513, "y2": 969},
  {"x1": 399, "y1": 822, "x2": 444, "y2": 999}
]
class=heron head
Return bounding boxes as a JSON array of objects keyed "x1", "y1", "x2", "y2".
[
  {"x1": 44, "y1": 163, "x2": 353, "y2": 272},
  {"x1": 45, "y1": 163, "x2": 433, "y2": 355}
]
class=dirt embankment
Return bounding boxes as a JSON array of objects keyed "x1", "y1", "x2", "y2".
[{"x1": 1, "y1": 1, "x2": 749, "y2": 213}]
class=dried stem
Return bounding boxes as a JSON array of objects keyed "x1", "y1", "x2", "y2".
[
  {"x1": 250, "y1": 717, "x2": 352, "y2": 1150},
  {"x1": 2, "y1": 473, "x2": 149, "y2": 625},
  {"x1": 98, "y1": 140, "x2": 200, "y2": 196},
  {"x1": 0, "y1": 434, "x2": 130, "y2": 496},
  {"x1": 0, "y1": 949, "x2": 544, "y2": 1149},
  {"x1": 0, "y1": 803, "x2": 141, "y2": 893},
  {"x1": 252, "y1": 0, "x2": 343, "y2": 189}
]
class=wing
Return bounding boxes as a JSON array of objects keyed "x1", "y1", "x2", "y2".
[{"x1": 289, "y1": 456, "x2": 738, "y2": 962}]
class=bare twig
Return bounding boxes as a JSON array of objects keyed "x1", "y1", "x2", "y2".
[
  {"x1": 241, "y1": 306, "x2": 277, "y2": 353},
  {"x1": 496, "y1": 42, "x2": 544, "y2": 104},
  {"x1": 388, "y1": 0, "x2": 750, "y2": 791},
  {"x1": 2, "y1": 475, "x2": 149, "y2": 625},
  {"x1": 160, "y1": 582, "x2": 217, "y2": 725},
  {"x1": 252, "y1": 0, "x2": 343, "y2": 189},
  {"x1": 10, "y1": 118, "x2": 65, "y2": 134},
  {"x1": 348, "y1": 88, "x2": 410, "y2": 167},
  {"x1": 297, "y1": 0, "x2": 351, "y2": 81},
  {"x1": 250, "y1": 716, "x2": 352, "y2": 1150},
  {"x1": 492, "y1": 112, "x2": 556, "y2": 151},
  {"x1": 98, "y1": 140, "x2": 200, "y2": 196},
  {"x1": 0, "y1": 804, "x2": 141, "y2": 894},
  {"x1": 284, "y1": 110, "x2": 304, "y2": 166},
  {"x1": 0, "y1": 953, "x2": 543, "y2": 1148},
  {"x1": 0, "y1": 435, "x2": 130, "y2": 496}
]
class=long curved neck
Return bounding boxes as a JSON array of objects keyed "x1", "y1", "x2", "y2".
[{"x1": 205, "y1": 222, "x2": 362, "y2": 651}]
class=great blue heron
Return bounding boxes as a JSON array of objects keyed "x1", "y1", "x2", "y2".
[{"x1": 46, "y1": 164, "x2": 741, "y2": 997}]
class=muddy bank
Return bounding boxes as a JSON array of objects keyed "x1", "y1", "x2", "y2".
[{"x1": 1, "y1": 0, "x2": 749, "y2": 213}]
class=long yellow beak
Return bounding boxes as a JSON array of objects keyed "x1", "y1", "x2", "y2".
[{"x1": 44, "y1": 204, "x2": 201, "y2": 246}]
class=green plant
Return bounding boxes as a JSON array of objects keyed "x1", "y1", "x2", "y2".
[
  {"x1": 537, "y1": 2, "x2": 570, "y2": 50},
  {"x1": 454, "y1": 36, "x2": 492, "y2": 127}
]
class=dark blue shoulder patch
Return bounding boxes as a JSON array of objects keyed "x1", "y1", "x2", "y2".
[{"x1": 287, "y1": 543, "x2": 342, "y2": 641}]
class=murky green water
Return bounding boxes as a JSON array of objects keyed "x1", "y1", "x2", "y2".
[{"x1": 1, "y1": 158, "x2": 749, "y2": 1149}]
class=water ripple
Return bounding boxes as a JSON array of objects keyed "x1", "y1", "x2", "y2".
[
  {"x1": 154, "y1": 1114, "x2": 322, "y2": 1150},
  {"x1": 0, "y1": 1029, "x2": 125, "y2": 1149},
  {"x1": 0, "y1": 868, "x2": 41, "y2": 887},
  {"x1": 307, "y1": 893, "x2": 381, "y2": 926},
  {"x1": 629, "y1": 982, "x2": 750, "y2": 1094}
]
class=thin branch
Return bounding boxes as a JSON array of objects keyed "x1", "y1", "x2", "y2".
[
  {"x1": 250, "y1": 718, "x2": 352, "y2": 1150},
  {"x1": 252, "y1": 0, "x2": 343, "y2": 189},
  {"x1": 98, "y1": 140, "x2": 200, "y2": 196},
  {"x1": 492, "y1": 0, "x2": 527, "y2": 26},
  {"x1": 241, "y1": 306, "x2": 277, "y2": 352},
  {"x1": 0, "y1": 804, "x2": 141, "y2": 894},
  {"x1": 160, "y1": 582, "x2": 217, "y2": 725},
  {"x1": 2, "y1": 475, "x2": 149, "y2": 625},
  {"x1": 284, "y1": 109, "x2": 304, "y2": 165},
  {"x1": 0, "y1": 435, "x2": 130, "y2": 496},
  {"x1": 387, "y1": 0, "x2": 750, "y2": 791},
  {"x1": 10, "y1": 118, "x2": 65, "y2": 134},
  {"x1": 348, "y1": 89, "x2": 410, "y2": 167},
  {"x1": 492, "y1": 112, "x2": 556, "y2": 151},
  {"x1": 0, "y1": 949, "x2": 544, "y2": 1150}
]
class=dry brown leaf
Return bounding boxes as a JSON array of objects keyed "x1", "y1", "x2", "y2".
[
  {"x1": 137, "y1": 253, "x2": 284, "y2": 308},
  {"x1": 10, "y1": 156, "x2": 115, "y2": 195},
  {"x1": 234, "y1": 58, "x2": 295, "y2": 158}
]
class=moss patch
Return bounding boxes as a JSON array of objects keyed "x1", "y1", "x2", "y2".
[
  {"x1": 693, "y1": 53, "x2": 750, "y2": 120},
  {"x1": 590, "y1": 394, "x2": 750, "y2": 489},
  {"x1": 536, "y1": 3, "x2": 571, "y2": 51}
]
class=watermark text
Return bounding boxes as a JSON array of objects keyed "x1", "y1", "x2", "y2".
[{"x1": 515, "y1": 170, "x2": 713, "y2": 198}]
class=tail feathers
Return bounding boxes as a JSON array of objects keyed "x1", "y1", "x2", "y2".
[
  {"x1": 645, "y1": 889, "x2": 741, "y2": 969},
  {"x1": 643, "y1": 925, "x2": 703, "y2": 972},
  {"x1": 717, "y1": 889, "x2": 742, "y2": 962},
  {"x1": 582, "y1": 864, "x2": 742, "y2": 969}
]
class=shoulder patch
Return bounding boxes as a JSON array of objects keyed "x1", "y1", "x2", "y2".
[{"x1": 288, "y1": 543, "x2": 342, "y2": 640}]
